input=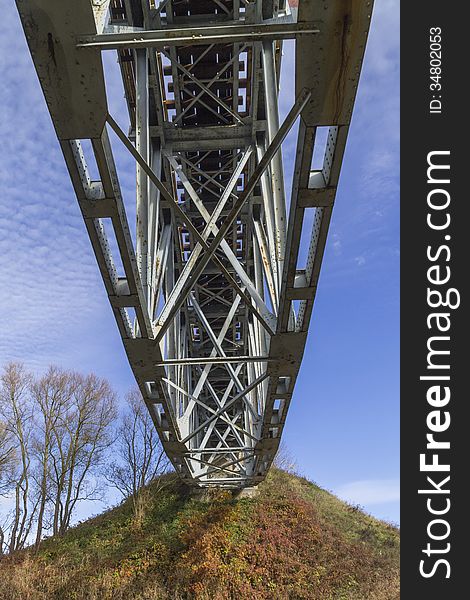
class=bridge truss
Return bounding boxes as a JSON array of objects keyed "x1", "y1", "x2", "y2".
[{"x1": 16, "y1": 0, "x2": 372, "y2": 488}]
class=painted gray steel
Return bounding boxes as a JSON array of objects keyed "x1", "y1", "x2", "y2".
[{"x1": 14, "y1": 0, "x2": 373, "y2": 488}]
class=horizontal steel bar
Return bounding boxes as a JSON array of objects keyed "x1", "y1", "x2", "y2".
[
  {"x1": 156, "y1": 356, "x2": 272, "y2": 366},
  {"x1": 77, "y1": 23, "x2": 320, "y2": 50},
  {"x1": 77, "y1": 22, "x2": 320, "y2": 50},
  {"x1": 192, "y1": 452, "x2": 255, "y2": 480},
  {"x1": 184, "y1": 448, "x2": 252, "y2": 454},
  {"x1": 149, "y1": 123, "x2": 254, "y2": 151}
]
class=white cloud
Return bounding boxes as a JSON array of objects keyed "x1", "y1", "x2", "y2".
[
  {"x1": 331, "y1": 233, "x2": 342, "y2": 256},
  {"x1": 365, "y1": 0, "x2": 400, "y2": 78},
  {"x1": 354, "y1": 256, "x2": 366, "y2": 267},
  {"x1": 0, "y1": 5, "x2": 135, "y2": 381},
  {"x1": 336, "y1": 478, "x2": 400, "y2": 506}
]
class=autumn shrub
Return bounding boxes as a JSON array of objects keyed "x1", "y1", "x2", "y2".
[
  {"x1": 0, "y1": 470, "x2": 399, "y2": 600},
  {"x1": 169, "y1": 482, "x2": 396, "y2": 600}
]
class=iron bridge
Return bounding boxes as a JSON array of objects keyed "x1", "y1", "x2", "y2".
[{"x1": 15, "y1": 0, "x2": 373, "y2": 488}]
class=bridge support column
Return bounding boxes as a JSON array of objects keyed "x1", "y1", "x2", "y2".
[{"x1": 233, "y1": 486, "x2": 259, "y2": 499}]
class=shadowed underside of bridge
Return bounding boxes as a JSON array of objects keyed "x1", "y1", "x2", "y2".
[{"x1": 16, "y1": 0, "x2": 372, "y2": 488}]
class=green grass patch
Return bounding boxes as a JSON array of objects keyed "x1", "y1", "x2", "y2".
[{"x1": 0, "y1": 469, "x2": 399, "y2": 600}]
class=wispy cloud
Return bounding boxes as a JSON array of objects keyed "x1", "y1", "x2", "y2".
[
  {"x1": 352, "y1": 0, "x2": 399, "y2": 215},
  {"x1": 0, "y1": 5, "x2": 132, "y2": 386},
  {"x1": 315, "y1": 0, "x2": 399, "y2": 289},
  {"x1": 336, "y1": 479, "x2": 400, "y2": 506},
  {"x1": 330, "y1": 233, "x2": 341, "y2": 256},
  {"x1": 354, "y1": 256, "x2": 366, "y2": 267}
]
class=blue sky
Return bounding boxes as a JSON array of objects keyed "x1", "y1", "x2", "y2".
[{"x1": 0, "y1": 1, "x2": 399, "y2": 524}]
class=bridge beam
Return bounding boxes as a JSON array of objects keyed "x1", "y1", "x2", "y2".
[
  {"x1": 14, "y1": 0, "x2": 373, "y2": 488},
  {"x1": 77, "y1": 22, "x2": 320, "y2": 50}
]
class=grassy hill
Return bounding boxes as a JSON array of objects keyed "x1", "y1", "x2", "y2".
[{"x1": 0, "y1": 469, "x2": 399, "y2": 599}]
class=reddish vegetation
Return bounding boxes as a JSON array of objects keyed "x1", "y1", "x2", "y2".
[
  {"x1": 0, "y1": 470, "x2": 399, "y2": 599},
  {"x1": 172, "y1": 482, "x2": 398, "y2": 599}
]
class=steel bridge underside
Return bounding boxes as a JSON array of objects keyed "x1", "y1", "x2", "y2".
[{"x1": 16, "y1": 0, "x2": 372, "y2": 488}]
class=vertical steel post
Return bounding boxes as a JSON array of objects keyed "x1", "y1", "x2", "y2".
[
  {"x1": 262, "y1": 39, "x2": 287, "y2": 287},
  {"x1": 136, "y1": 48, "x2": 150, "y2": 310}
]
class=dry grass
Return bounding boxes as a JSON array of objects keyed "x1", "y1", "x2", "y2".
[{"x1": 0, "y1": 470, "x2": 399, "y2": 599}]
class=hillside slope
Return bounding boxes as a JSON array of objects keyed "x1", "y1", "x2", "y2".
[{"x1": 0, "y1": 469, "x2": 399, "y2": 599}]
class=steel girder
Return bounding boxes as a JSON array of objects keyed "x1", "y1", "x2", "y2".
[{"x1": 15, "y1": 0, "x2": 373, "y2": 488}]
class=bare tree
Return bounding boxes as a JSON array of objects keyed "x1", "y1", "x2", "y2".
[
  {"x1": 0, "y1": 421, "x2": 16, "y2": 496},
  {"x1": 48, "y1": 372, "x2": 117, "y2": 536},
  {"x1": 274, "y1": 441, "x2": 298, "y2": 474},
  {"x1": 0, "y1": 363, "x2": 36, "y2": 553},
  {"x1": 30, "y1": 366, "x2": 71, "y2": 547},
  {"x1": 107, "y1": 389, "x2": 171, "y2": 517},
  {"x1": 0, "y1": 419, "x2": 16, "y2": 554},
  {"x1": 0, "y1": 364, "x2": 118, "y2": 551}
]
